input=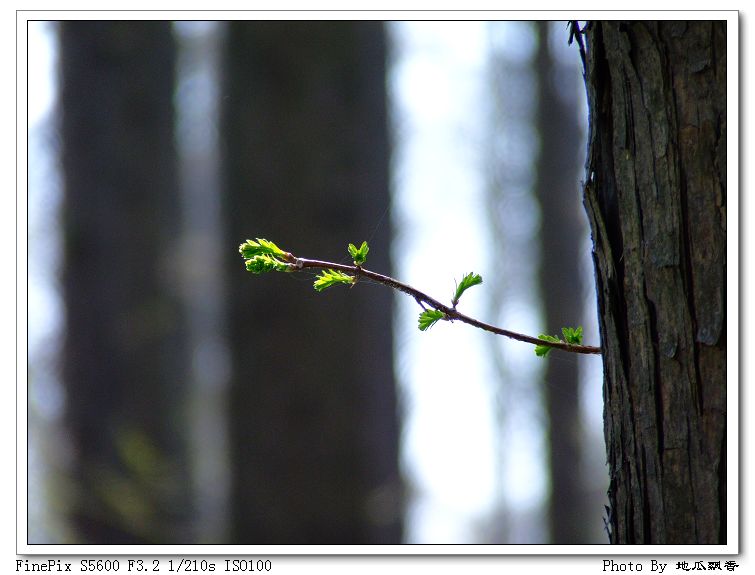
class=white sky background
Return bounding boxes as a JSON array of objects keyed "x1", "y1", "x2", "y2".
[
  {"x1": 27, "y1": 21, "x2": 66, "y2": 544},
  {"x1": 390, "y1": 21, "x2": 604, "y2": 543},
  {"x1": 390, "y1": 22, "x2": 501, "y2": 543}
]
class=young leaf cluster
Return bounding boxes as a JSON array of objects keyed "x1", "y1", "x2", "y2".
[
  {"x1": 240, "y1": 238, "x2": 288, "y2": 259},
  {"x1": 418, "y1": 309, "x2": 446, "y2": 331},
  {"x1": 534, "y1": 326, "x2": 584, "y2": 357},
  {"x1": 239, "y1": 238, "x2": 293, "y2": 274},
  {"x1": 348, "y1": 241, "x2": 369, "y2": 266},
  {"x1": 244, "y1": 253, "x2": 291, "y2": 274},
  {"x1": 415, "y1": 271, "x2": 483, "y2": 332},
  {"x1": 313, "y1": 269, "x2": 355, "y2": 292},
  {"x1": 313, "y1": 241, "x2": 369, "y2": 292},
  {"x1": 452, "y1": 272, "x2": 483, "y2": 308}
]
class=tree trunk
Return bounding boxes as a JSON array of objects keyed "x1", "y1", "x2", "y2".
[
  {"x1": 581, "y1": 21, "x2": 726, "y2": 544},
  {"x1": 59, "y1": 22, "x2": 192, "y2": 543},
  {"x1": 534, "y1": 21, "x2": 590, "y2": 544},
  {"x1": 222, "y1": 22, "x2": 401, "y2": 544}
]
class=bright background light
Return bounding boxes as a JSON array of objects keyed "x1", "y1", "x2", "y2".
[
  {"x1": 390, "y1": 21, "x2": 502, "y2": 543},
  {"x1": 389, "y1": 21, "x2": 604, "y2": 543}
]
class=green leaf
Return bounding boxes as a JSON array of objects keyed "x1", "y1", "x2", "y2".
[
  {"x1": 244, "y1": 254, "x2": 291, "y2": 274},
  {"x1": 313, "y1": 269, "x2": 355, "y2": 292},
  {"x1": 534, "y1": 334, "x2": 562, "y2": 357},
  {"x1": 418, "y1": 309, "x2": 446, "y2": 331},
  {"x1": 452, "y1": 272, "x2": 483, "y2": 307},
  {"x1": 347, "y1": 241, "x2": 370, "y2": 266},
  {"x1": 561, "y1": 326, "x2": 583, "y2": 345},
  {"x1": 239, "y1": 238, "x2": 287, "y2": 260}
]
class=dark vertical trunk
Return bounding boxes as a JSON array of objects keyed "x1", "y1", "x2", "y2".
[
  {"x1": 59, "y1": 22, "x2": 191, "y2": 543},
  {"x1": 581, "y1": 21, "x2": 726, "y2": 543},
  {"x1": 222, "y1": 22, "x2": 401, "y2": 544},
  {"x1": 533, "y1": 21, "x2": 589, "y2": 543}
]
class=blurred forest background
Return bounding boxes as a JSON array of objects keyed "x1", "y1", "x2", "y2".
[{"x1": 27, "y1": 20, "x2": 607, "y2": 544}]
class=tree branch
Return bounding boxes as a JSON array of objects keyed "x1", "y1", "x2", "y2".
[
  {"x1": 239, "y1": 238, "x2": 602, "y2": 356},
  {"x1": 291, "y1": 257, "x2": 602, "y2": 356}
]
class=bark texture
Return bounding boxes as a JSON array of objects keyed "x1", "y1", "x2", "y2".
[{"x1": 582, "y1": 21, "x2": 726, "y2": 543}]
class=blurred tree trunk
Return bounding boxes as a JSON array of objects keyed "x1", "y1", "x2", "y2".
[
  {"x1": 222, "y1": 22, "x2": 401, "y2": 544},
  {"x1": 581, "y1": 21, "x2": 726, "y2": 543},
  {"x1": 533, "y1": 21, "x2": 590, "y2": 543},
  {"x1": 59, "y1": 22, "x2": 191, "y2": 543}
]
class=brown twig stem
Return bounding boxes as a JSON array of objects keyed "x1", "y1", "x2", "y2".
[{"x1": 291, "y1": 256, "x2": 602, "y2": 356}]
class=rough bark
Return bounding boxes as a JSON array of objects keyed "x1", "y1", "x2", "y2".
[
  {"x1": 222, "y1": 22, "x2": 401, "y2": 544},
  {"x1": 581, "y1": 21, "x2": 726, "y2": 544},
  {"x1": 60, "y1": 22, "x2": 191, "y2": 543}
]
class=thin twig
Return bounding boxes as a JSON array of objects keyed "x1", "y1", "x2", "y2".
[{"x1": 292, "y1": 256, "x2": 602, "y2": 355}]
